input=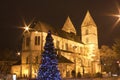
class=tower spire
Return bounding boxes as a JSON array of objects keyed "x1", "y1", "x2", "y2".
[
  {"x1": 81, "y1": 10, "x2": 97, "y2": 27},
  {"x1": 62, "y1": 16, "x2": 76, "y2": 35}
]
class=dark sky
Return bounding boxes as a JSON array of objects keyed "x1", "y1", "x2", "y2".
[{"x1": 0, "y1": 0, "x2": 120, "y2": 50}]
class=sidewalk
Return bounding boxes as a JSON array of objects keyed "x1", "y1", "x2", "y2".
[
  {"x1": 63, "y1": 77, "x2": 120, "y2": 80},
  {"x1": 18, "y1": 77, "x2": 120, "y2": 80}
]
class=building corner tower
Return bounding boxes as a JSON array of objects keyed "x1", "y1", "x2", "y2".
[{"x1": 81, "y1": 11, "x2": 101, "y2": 73}]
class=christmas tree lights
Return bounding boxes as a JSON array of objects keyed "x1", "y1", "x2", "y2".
[{"x1": 37, "y1": 31, "x2": 61, "y2": 80}]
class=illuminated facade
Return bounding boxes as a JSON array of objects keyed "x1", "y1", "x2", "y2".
[{"x1": 11, "y1": 11, "x2": 101, "y2": 78}]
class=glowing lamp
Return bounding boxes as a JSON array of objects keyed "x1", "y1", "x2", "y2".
[{"x1": 24, "y1": 26, "x2": 29, "y2": 31}]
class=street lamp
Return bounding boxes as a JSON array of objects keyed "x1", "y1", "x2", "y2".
[
  {"x1": 24, "y1": 26, "x2": 29, "y2": 31},
  {"x1": 109, "y1": 3, "x2": 120, "y2": 29},
  {"x1": 111, "y1": 13, "x2": 120, "y2": 29},
  {"x1": 17, "y1": 52, "x2": 21, "y2": 56}
]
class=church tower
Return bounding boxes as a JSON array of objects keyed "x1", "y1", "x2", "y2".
[
  {"x1": 81, "y1": 11, "x2": 100, "y2": 73},
  {"x1": 81, "y1": 11, "x2": 98, "y2": 49}
]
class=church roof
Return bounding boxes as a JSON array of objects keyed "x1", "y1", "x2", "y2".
[
  {"x1": 33, "y1": 21, "x2": 58, "y2": 35},
  {"x1": 31, "y1": 21, "x2": 82, "y2": 43},
  {"x1": 58, "y1": 55, "x2": 73, "y2": 63},
  {"x1": 81, "y1": 11, "x2": 97, "y2": 27},
  {"x1": 57, "y1": 30, "x2": 81, "y2": 42}
]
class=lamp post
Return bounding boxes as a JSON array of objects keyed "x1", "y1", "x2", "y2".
[
  {"x1": 16, "y1": 51, "x2": 22, "y2": 77},
  {"x1": 17, "y1": 52, "x2": 21, "y2": 56}
]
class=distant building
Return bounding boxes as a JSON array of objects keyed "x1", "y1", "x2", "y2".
[{"x1": 11, "y1": 11, "x2": 101, "y2": 78}]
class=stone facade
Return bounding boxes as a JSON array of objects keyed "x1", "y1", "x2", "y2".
[{"x1": 11, "y1": 11, "x2": 101, "y2": 78}]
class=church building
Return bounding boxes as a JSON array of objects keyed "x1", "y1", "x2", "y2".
[{"x1": 11, "y1": 11, "x2": 101, "y2": 78}]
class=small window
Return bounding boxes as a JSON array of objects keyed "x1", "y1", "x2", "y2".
[
  {"x1": 85, "y1": 29, "x2": 88, "y2": 35},
  {"x1": 35, "y1": 36, "x2": 40, "y2": 45},
  {"x1": 26, "y1": 57, "x2": 29, "y2": 64},
  {"x1": 35, "y1": 56, "x2": 38, "y2": 63},
  {"x1": 35, "y1": 36, "x2": 37, "y2": 45},
  {"x1": 65, "y1": 43, "x2": 68, "y2": 50},
  {"x1": 38, "y1": 36, "x2": 40, "y2": 45},
  {"x1": 56, "y1": 40, "x2": 59, "y2": 48},
  {"x1": 26, "y1": 37, "x2": 30, "y2": 47}
]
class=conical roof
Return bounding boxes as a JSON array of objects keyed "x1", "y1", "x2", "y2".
[
  {"x1": 62, "y1": 16, "x2": 76, "y2": 35},
  {"x1": 81, "y1": 11, "x2": 97, "y2": 27}
]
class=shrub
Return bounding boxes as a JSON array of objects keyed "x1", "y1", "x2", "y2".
[{"x1": 95, "y1": 72, "x2": 102, "y2": 78}]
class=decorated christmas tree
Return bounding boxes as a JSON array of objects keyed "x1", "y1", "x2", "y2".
[{"x1": 37, "y1": 31, "x2": 61, "y2": 80}]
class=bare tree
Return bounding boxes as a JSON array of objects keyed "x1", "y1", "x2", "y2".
[
  {"x1": 112, "y1": 38, "x2": 120, "y2": 59},
  {"x1": 112, "y1": 38, "x2": 120, "y2": 75},
  {"x1": 100, "y1": 45, "x2": 117, "y2": 74},
  {"x1": 0, "y1": 49, "x2": 20, "y2": 74}
]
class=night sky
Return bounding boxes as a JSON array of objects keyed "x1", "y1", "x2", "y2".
[{"x1": 0, "y1": 0, "x2": 120, "y2": 50}]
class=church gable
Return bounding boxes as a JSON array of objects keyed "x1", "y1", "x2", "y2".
[
  {"x1": 81, "y1": 11, "x2": 97, "y2": 27},
  {"x1": 62, "y1": 16, "x2": 76, "y2": 35}
]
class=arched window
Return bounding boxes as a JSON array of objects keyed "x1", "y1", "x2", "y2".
[
  {"x1": 65, "y1": 43, "x2": 68, "y2": 50},
  {"x1": 56, "y1": 40, "x2": 60, "y2": 48},
  {"x1": 26, "y1": 57, "x2": 29, "y2": 64},
  {"x1": 85, "y1": 29, "x2": 88, "y2": 35},
  {"x1": 26, "y1": 37, "x2": 30, "y2": 47},
  {"x1": 35, "y1": 36, "x2": 40, "y2": 45}
]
